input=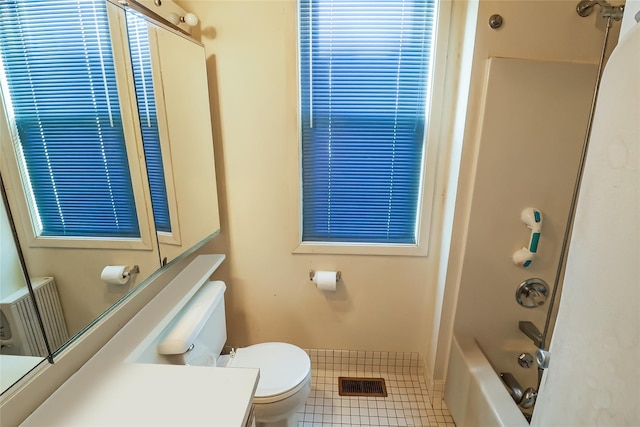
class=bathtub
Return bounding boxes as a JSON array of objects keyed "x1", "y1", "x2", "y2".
[{"x1": 444, "y1": 335, "x2": 528, "y2": 427}]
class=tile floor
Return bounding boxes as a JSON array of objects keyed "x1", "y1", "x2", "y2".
[{"x1": 297, "y1": 350, "x2": 456, "y2": 427}]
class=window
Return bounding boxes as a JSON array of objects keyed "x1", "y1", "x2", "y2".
[
  {"x1": 0, "y1": 0, "x2": 139, "y2": 238},
  {"x1": 299, "y1": 0, "x2": 437, "y2": 247}
]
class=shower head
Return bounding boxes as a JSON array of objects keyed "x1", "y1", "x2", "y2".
[{"x1": 576, "y1": 0, "x2": 624, "y2": 21}]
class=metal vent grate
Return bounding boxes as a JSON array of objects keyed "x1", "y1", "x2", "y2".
[{"x1": 338, "y1": 377, "x2": 388, "y2": 397}]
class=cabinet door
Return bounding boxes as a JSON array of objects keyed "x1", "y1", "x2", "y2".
[{"x1": 125, "y1": 10, "x2": 220, "y2": 264}]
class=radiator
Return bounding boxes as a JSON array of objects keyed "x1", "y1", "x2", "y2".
[{"x1": 0, "y1": 277, "x2": 69, "y2": 357}]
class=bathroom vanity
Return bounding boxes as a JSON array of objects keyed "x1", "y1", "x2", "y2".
[{"x1": 21, "y1": 255, "x2": 259, "y2": 427}]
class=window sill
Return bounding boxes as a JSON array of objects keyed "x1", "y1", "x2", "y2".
[
  {"x1": 24, "y1": 235, "x2": 155, "y2": 251},
  {"x1": 293, "y1": 242, "x2": 428, "y2": 257}
]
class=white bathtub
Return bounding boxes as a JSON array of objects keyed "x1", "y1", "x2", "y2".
[{"x1": 444, "y1": 335, "x2": 529, "y2": 427}]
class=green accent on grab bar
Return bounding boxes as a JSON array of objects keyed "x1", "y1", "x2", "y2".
[{"x1": 530, "y1": 232, "x2": 540, "y2": 253}]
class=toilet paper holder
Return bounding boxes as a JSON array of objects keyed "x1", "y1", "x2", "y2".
[
  {"x1": 125, "y1": 265, "x2": 140, "y2": 277},
  {"x1": 309, "y1": 270, "x2": 341, "y2": 281}
]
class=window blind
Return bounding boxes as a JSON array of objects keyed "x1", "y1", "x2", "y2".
[
  {"x1": 0, "y1": 0, "x2": 139, "y2": 238},
  {"x1": 126, "y1": 10, "x2": 171, "y2": 233},
  {"x1": 300, "y1": 0, "x2": 436, "y2": 244}
]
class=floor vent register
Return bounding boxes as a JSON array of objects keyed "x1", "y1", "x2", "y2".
[{"x1": 338, "y1": 377, "x2": 388, "y2": 397}]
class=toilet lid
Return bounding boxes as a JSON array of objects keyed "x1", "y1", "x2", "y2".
[{"x1": 229, "y1": 342, "x2": 311, "y2": 399}]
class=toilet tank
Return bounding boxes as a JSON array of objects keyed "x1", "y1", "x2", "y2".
[{"x1": 157, "y1": 281, "x2": 227, "y2": 364}]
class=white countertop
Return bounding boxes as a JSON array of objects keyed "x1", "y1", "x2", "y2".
[
  {"x1": 21, "y1": 255, "x2": 259, "y2": 427},
  {"x1": 23, "y1": 363, "x2": 258, "y2": 426},
  {"x1": 0, "y1": 355, "x2": 44, "y2": 392}
]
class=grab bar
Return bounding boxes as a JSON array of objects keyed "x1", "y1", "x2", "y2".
[{"x1": 512, "y1": 208, "x2": 542, "y2": 268}]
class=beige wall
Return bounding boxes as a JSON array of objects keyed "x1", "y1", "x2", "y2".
[{"x1": 178, "y1": 0, "x2": 450, "y2": 353}]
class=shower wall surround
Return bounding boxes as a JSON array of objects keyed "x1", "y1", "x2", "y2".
[{"x1": 452, "y1": 56, "x2": 597, "y2": 395}]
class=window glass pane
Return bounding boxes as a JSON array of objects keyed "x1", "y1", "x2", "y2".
[
  {"x1": 0, "y1": 0, "x2": 139, "y2": 238},
  {"x1": 300, "y1": 0, "x2": 436, "y2": 244}
]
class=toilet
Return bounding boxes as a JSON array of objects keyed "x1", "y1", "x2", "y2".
[{"x1": 156, "y1": 281, "x2": 311, "y2": 427}]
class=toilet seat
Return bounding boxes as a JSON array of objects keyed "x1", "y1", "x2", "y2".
[{"x1": 228, "y1": 342, "x2": 311, "y2": 404}]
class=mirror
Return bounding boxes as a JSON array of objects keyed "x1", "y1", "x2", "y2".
[
  {"x1": 0, "y1": 180, "x2": 46, "y2": 390},
  {"x1": 0, "y1": 0, "x2": 219, "y2": 395},
  {"x1": 124, "y1": 7, "x2": 220, "y2": 264}
]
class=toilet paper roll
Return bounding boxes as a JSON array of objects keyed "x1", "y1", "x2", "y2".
[
  {"x1": 100, "y1": 265, "x2": 129, "y2": 285},
  {"x1": 313, "y1": 270, "x2": 338, "y2": 292}
]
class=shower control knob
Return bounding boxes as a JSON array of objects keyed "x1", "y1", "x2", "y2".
[
  {"x1": 518, "y1": 352, "x2": 534, "y2": 368},
  {"x1": 516, "y1": 278, "x2": 549, "y2": 308}
]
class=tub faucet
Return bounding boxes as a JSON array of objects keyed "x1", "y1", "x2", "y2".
[{"x1": 519, "y1": 321, "x2": 543, "y2": 348}]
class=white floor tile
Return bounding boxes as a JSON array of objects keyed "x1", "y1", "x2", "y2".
[{"x1": 298, "y1": 365, "x2": 455, "y2": 426}]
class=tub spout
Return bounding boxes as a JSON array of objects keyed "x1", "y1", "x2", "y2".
[{"x1": 519, "y1": 321, "x2": 543, "y2": 348}]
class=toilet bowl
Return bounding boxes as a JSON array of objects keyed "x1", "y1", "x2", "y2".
[
  {"x1": 156, "y1": 281, "x2": 311, "y2": 427},
  {"x1": 228, "y1": 342, "x2": 311, "y2": 427}
]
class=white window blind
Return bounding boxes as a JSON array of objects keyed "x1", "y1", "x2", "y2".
[
  {"x1": 0, "y1": 0, "x2": 139, "y2": 238},
  {"x1": 300, "y1": 0, "x2": 436, "y2": 244}
]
